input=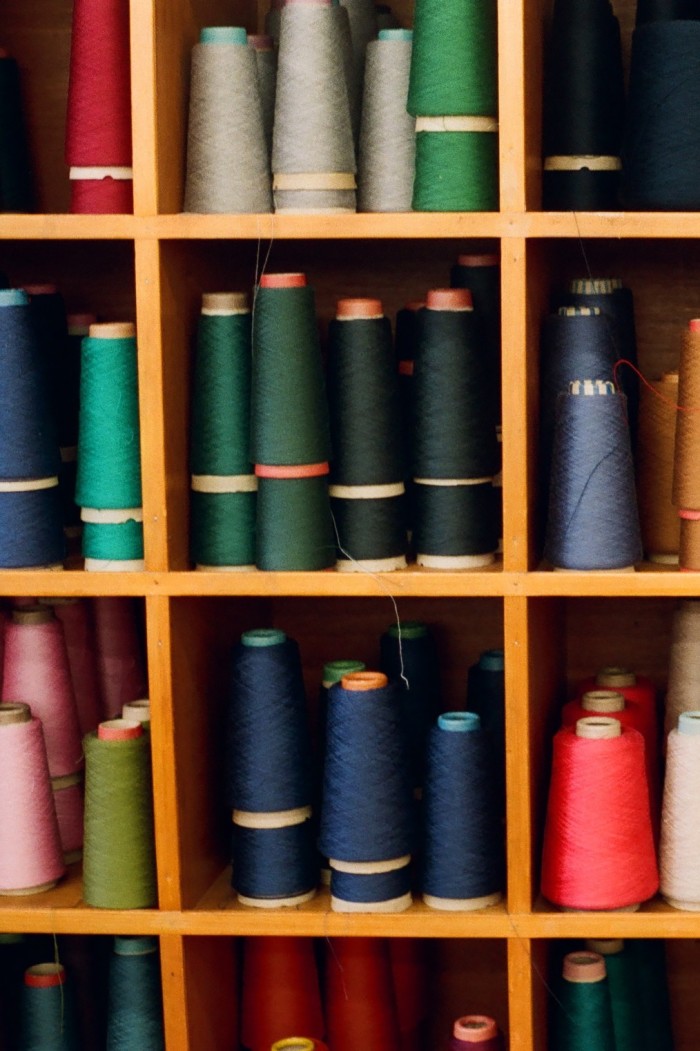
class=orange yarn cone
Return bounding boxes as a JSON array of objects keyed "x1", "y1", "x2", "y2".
[
  {"x1": 325, "y1": 938, "x2": 401, "y2": 1051},
  {"x1": 242, "y1": 937, "x2": 324, "y2": 1051}
]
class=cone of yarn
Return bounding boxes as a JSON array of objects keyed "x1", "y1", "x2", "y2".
[
  {"x1": 422, "y1": 712, "x2": 504, "y2": 909},
  {"x1": 625, "y1": 940, "x2": 675, "y2": 1050},
  {"x1": 183, "y1": 28, "x2": 272, "y2": 213},
  {"x1": 376, "y1": 3, "x2": 400, "y2": 29},
  {"x1": 249, "y1": 35, "x2": 278, "y2": 156},
  {"x1": 541, "y1": 718, "x2": 658, "y2": 910},
  {"x1": 553, "y1": 952, "x2": 615, "y2": 1051},
  {"x1": 65, "y1": 0, "x2": 133, "y2": 212},
  {"x1": 450, "y1": 1016, "x2": 503, "y2": 1050},
  {"x1": 0, "y1": 703, "x2": 65, "y2": 894},
  {"x1": 2, "y1": 608, "x2": 83, "y2": 777},
  {"x1": 577, "y1": 666, "x2": 657, "y2": 729},
  {"x1": 466, "y1": 649, "x2": 506, "y2": 807},
  {"x1": 241, "y1": 937, "x2": 324, "y2": 1051},
  {"x1": 395, "y1": 299, "x2": 423, "y2": 510},
  {"x1": 319, "y1": 671, "x2": 414, "y2": 911},
  {"x1": 52, "y1": 773, "x2": 84, "y2": 863},
  {"x1": 227, "y1": 629, "x2": 317, "y2": 905},
  {"x1": 122, "y1": 699, "x2": 151, "y2": 726},
  {"x1": 659, "y1": 710, "x2": 700, "y2": 909},
  {"x1": 325, "y1": 938, "x2": 401, "y2": 1051},
  {"x1": 62, "y1": 314, "x2": 95, "y2": 543},
  {"x1": 665, "y1": 599, "x2": 700, "y2": 737},
  {"x1": 638, "y1": 372, "x2": 680, "y2": 563},
  {"x1": 272, "y1": 0, "x2": 356, "y2": 212},
  {"x1": 673, "y1": 323, "x2": 700, "y2": 525},
  {"x1": 43, "y1": 598, "x2": 102, "y2": 735},
  {"x1": 190, "y1": 292, "x2": 256, "y2": 570},
  {"x1": 412, "y1": 289, "x2": 499, "y2": 567},
  {"x1": 542, "y1": 0, "x2": 624, "y2": 209},
  {"x1": 357, "y1": 31, "x2": 415, "y2": 212},
  {"x1": 82, "y1": 719, "x2": 157, "y2": 909},
  {"x1": 389, "y1": 940, "x2": 429, "y2": 1051},
  {"x1": 561, "y1": 690, "x2": 659, "y2": 824},
  {"x1": 266, "y1": 0, "x2": 283, "y2": 40},
  {"x1": 544, "y1": 380, "x2": 642, "y2": 571},
  {"x1": 585, "y1": 939, "x2": 646, "y2": 1049},
  {"x1": 379, "y1": 620, "x2": 440, "y2": 792},
  {"x1": 451, "y1": 253, "x2": 501, "y2": 429},
  {"x1": 328, "y1": 298, "x2": 406, "y2": 570},
  {"x1": 93, "y1": 598, "x2": 147, "y2": 719},
  {"x1": 0, "y1": 54, "x2": 34, "y2": 211},
  {"x1": 106, "y1": 936, "x2": 165, "y2": 1050},
  {"x1": 332, "y1": 3, "x2": 357, "y2": 139},
  {"x1": 341, "y1": 0, "x2": 378, "y2": 128},
  {"x1": 21, "y1": 963, "x2": 80, "y2": 1050},
  {"x1": 622, "y1": 20, "x2": 700, "y2": 210}
]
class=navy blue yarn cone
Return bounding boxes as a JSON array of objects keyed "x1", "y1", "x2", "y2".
[
  {"x1": 421, "y1": 713, "x2": 504, "y2": 904},
  {"x1": 331, "y1": 864, "x2": 412, "y2": 905},
  {"x1": 0, "y1": 487, "x2": 64, "y2": 568},
  {"x1": 544, "y1": 382, "x2": 642, "y2": 570},
  {"x1": 225, "y1": 629, "x2": 313, "y2": 811},
  {"x1": 319, "y1": 676, "x2": 414, "y2": 864},
  {"x1": 231, "y1": 821, "x2": 317, "y2": 900}
]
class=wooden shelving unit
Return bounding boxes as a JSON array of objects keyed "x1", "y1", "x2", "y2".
[{"x1": 4, "y1": 0, "x2": 700, "y2": 1048}]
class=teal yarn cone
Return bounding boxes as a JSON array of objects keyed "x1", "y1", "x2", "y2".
[
  {"x1": 20, "y1": 964, "x2": 79, "y2": 1051},
  {"x1": 555, "y1": 951, "x2": 615, "y2": 1051},
  {"x1": 408, "y1": 0, "x2": 497, "y2": 116},
  {"x1": 81, "y1": 513, "x2": 145, "y2": 567},
  {"x1": 106, "y1": 937, "x2": 164, "y2": 1051},
  {"x1": 75, "y1": 323, "x2": 142, "y2": 509},
  {"x1": 256, "y1": 470, "x2": 335, "y2": 570},
  {"x1": 585, "y1": 940, "x2": 646, "y2": 1051},
  {"x1": 412, "y1": 122, "x2": 498, "y2": 211},
  {"x1": 82, "y1": 720, "x2": 157, "y2": 909},
  {"x1": 251, "y1": 274, "x2": 331, "y2": 467},
  {"x1": 190, "y1": 293, "x2": 256, "y2": 569}
]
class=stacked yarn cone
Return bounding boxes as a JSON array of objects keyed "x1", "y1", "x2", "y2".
[{"x1": 75, "y1": 322, "x2": 144, "y2": 570}]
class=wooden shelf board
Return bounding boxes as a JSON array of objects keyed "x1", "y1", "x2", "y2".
[
  {"x1": 187, "y1": 871, "x2": 512, "y2": 937},
  {"x1": 0, "y1": 215, "x2": 139, "y2": 240},
  {"x1": 522, "y1": 211, "x2": 700, "y2": 239},
  {"x1": 526, "y1": 562, "x2": 694, "y2": 596},
  {"x1": 0, "y1": 864, "x2": 169, "y2": 934},
  {"x1": 0, "y1": 570, "x2": 162, "y2": 597},
  {"x1": 527, "y1": 897, "x2": 700, "y2": 938},
  {"x1": 150, "y1": 212, "x2": 506, "y2": 240}
]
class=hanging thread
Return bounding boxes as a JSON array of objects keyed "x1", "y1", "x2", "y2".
[
  {"x1": 65, "y1": 0, "x2": 133, "y2": 212},
  {"x1": 422, "y1": 712, "x2": 504, "y2": 909},
  {"x1": 106, "y1": 936, "x2": 165, "y2": 1050},
  {"x1": 542, "y1": 0, "x2": 624, "y2": 209},
  {"x1": 183, "y1": 28, "x2": 272, "y2": 214},
  {"x1": 272, "y1": 0, "x2": 356, "y2": 213},
  {"x1": 357, "y1": 30, "x2": 415, "y2": 212},
  {"x1": 541, "y1": 717, "x2": 658, "y2": 910},
  {"x1": 544, "y1": 380, "x2": 642, "y2": 571},
  {"x1": 319, "y1": 670, "x2": 413, "y2": 911},
  {"x1": 241, "y1": 937, "x2": 324, "y2": 1051},
  {"x1": 412, "y1": 289, "x2": 499, "y2": 567},
  {"x1": 190, "y1": 292, "x2": 256, "y2": 570},
  {"x1": 227, "y1": 629, "x2": 317, "y2": 905},
  {"x1": 82, "y1": 718, "x2": 157, "y2": 908},
  {"x1": 0, "y1": 702, "x2": 64, "y2": 895},
  {"x1": 328, "y1": 297, "x2": 406, "y2": 570}
]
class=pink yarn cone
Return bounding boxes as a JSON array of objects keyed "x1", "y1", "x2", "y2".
[{"x1": 92, "y1": 599, "x2": 147, "y2": 718}]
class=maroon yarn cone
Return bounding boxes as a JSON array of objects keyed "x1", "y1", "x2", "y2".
[
  {"x1": 241, "y1": 937, "x2": 324, "y2": 1051},
  {"x1": 390, "y1": 938, "x2": 429, "y2": 1051},
  {"x1": 52, "y1": 599, "x2": 102, "y2": 736},
  {"x1": 325, "y1": 938, "x2": 401, "y2": 1051},
  {"x1": 92, "y1": 598, "x2": 147, "y2": 719}
]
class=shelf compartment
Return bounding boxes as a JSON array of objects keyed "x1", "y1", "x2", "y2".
[{"x1": 168, "y1": 595, "x2": 505, "y2": 911}]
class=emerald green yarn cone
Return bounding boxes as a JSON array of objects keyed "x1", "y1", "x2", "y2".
[
  {"x1": 627, "y1": 940, "x2": 675, "y2": 1050},
  {"x1": 190, "y1": 489, "x2": 256, "y2": 567},
  {"x1": 412, "y1": 130, "x2": 498, "y2": 211},
  {"x1": 251, "y1": 279, "x2": 331, "y2": 466},
  {"x1": 407, "y1": 0, "x2": 497, "y2": 116},
  {"x1": 75, "y1": 325, "x2": 142, "y2": 509},
  {"x1": 256, "y1": 475, "x2": 335, "y2": 570},
  {"x1": 555, "y1": 952, "x2": 615, "y2": 1051},
  {"x1": 106, "y1": 937, "x2": 164, "y2": 1051},
  {"x1": 191, "y1": 296, "x2": 253, "y2": 477},
  {"x1": 20, "y1": 964, "x2": 79, "y2": 1051},
  {"x1": 585, "y1": 941, "x2": 645, "y2": 1051},
  {"x1": 82, "y1": 518, "x2": 144, "y2": 562},
  {"x1": 82, "y1": 724, "x2": 157, "y2": 909}
]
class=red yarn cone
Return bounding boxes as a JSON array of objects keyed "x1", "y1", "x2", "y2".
[
  {"x1": 241, "y1": 938, "x2": 324, "y2": 1051},
  {"x1": 325, "y1": 938, "x2": 401, "y2": 1051},
  {"x1": 390, "y1": 939, "x2": 429, "y2": 1051}
]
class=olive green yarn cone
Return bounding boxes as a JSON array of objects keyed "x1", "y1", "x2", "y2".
[
  {"x1": 82, "y1": 731, "x2": 157, "y2": 909},
  {"x1": 412, "y1": 131, "x2": 498, "y2": 211},
  {"x1": 190, "y1": 489, "x2": 256, "y2": 567},
  {"x1": 256, "y1": 475, "x2": 335, "y2": 570}
]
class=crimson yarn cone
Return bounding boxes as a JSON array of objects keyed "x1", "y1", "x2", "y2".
[
  {"x1": 92, "y1": 598, "x2": 147, "y2": 719},
  {"x1": 325, "y1": 938, "x2": 401, "y2": 1051},
  {"x1": 390, "y1": 939, "x2": 429, "y2": 1051},
  {"x1": 241, "y1": 937, "x2": 324, "y2": 1051},
  {"x1": 577, "y1": 668, "x2": 656, "y2": 732}
]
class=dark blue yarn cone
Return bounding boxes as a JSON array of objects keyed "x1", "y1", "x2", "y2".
[
  {"x1": 467, "y1": 649, "x2": 505, "y2": 765},
  {"x1": 330, "y1": 863, "x2": 412, "y2": 905},
  {"x1": 421, "y1": 713, "x2": 504, "y2": 903},
  {"x1": 544, "y1": 383, "x2": 643, "y2": 570},
  {"x1": 379, "y1": 621, "x2": 440, "y2": 792},
  {"x1": 0, "y1": 486, "x2": 65, "y2": 567},
  {"x1": 106, "y1": 937, "x2": 165, "y2": 1051},
  {"x1": 0, "y1": 291, "x2": 60, "y2": 478},
  {"x1": 231, "y1": 821, "x2": 317, "y2": 900},
  {"x1": 319, "y1": 677, "x2": 414, "y2": 863},
  {"x1": 225, "y1": 629, "x2": 313, "y2": 811}
]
